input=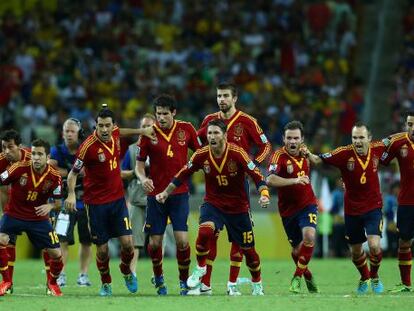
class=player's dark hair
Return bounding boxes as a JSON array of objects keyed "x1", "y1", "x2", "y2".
[
  {"x1": 284, "y1": 120, "x2": 304, "y2": 136},
  {"x1": 153, "y1": 94, "x2": 177, "y2": 112},
  {"x1": 0, "y1": 129, "x2": 21, "y2": 145},
  {"x1": 95, "y1": 104, "x2": 115, "y2": 123},
  {"x1": 353, "y1": 121, "x2": 371, "y2": 134},
  {"x1": 217, "y1": 82, "x2": 238, "y2": 97},
  {"x1": 32, "y1": 139, "x2": 50, "y2": 154},
  {"x1": 208, "y1": 119, "x2": 227, "y2": 134}
]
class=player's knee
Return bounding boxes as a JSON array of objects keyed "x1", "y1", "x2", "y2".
[
  {"x1": 0, "y1": 233, "x2": 9, "y2": 246},
  {"x1": 149, "y1": 239, "x2": 163, "y2": 250},
  {"x1": 175, "y1": 240, "x2": 189, "y2": 250},
  {"x1": 48, "y1": 248, "x2": 62, "y2": 259},
  {"x1": 121, "y1": 244, "x2": 134, "y2": 253},
  {"x1": 350, "y1": 244, "x2": 363, "y2": 259},
  {"x1": 303, "y1": 231, "x2": 316, "y2": 245},
  {"x1": 367, "y1": 239, "x2": 381, "y2": 254}
]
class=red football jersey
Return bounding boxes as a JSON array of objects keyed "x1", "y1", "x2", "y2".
[
  {"x1": 320, "y1": 142, "x2": 385, "y2": 215},
  {"x1": 381, "y1": 133, "x2": 414, "y2": 205},
  {"x1": 72, "y1": 126, "x2": 124, "y2": 204},
  {"x1": 174, "y1": 143, "x2": 266, "y2": 214},
  {"x1": 268, "y1": 147, "x2": 317, "y2": 217},
  {"x1": 137, "y1": 120, "x2": 201, "y2": 196},
  {"x1": 0, "y1": 148, "x2": 31, "y2": 212},
  {"x1": 0, "y1": 161, "x2": 62, "y2": 221},
  {"x1": 198, "y1": 110, "x2": 271, "y2": 164}
]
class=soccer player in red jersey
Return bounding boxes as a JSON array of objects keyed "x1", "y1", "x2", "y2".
[
  {"x1": 196, "y1": 83, "x2": 271, "y2": 295},
  {"x1": 381, "y1": 111, "x2": 414, "y2": 292},
  {"x1": 135, "y1": 94, "x2": 201, "y2": 295},
  {"x1": 0, "y1": 130, "x2": 31, "y2": 289},
  {"x1": 0, "y1": 139, "x2": 63, "y2": 296},
  {"x1": 64, "y1": 106, "x2": 155, "y2": 296},
  {"x1": 304, "y1": 122, "x2": 386, "y2": 294},
  {"x1": 156, "y1": 119, "x2": 270, "y2": 296},
  {"x1": 266, "y1": 121, "x2": 319, "y2": 294}
]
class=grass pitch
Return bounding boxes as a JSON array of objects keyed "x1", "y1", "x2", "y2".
[{"x1": 2, "y1": 258, "x2": 414, "y2": 311}]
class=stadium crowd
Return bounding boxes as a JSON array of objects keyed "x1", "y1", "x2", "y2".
[{"x1": 0, "y1": 0, "x2": 359, "y2": 151}]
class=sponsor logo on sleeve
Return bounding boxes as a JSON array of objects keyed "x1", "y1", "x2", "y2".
[
  {"x1": 268, "y1": 164, "x2": 277, "y2": 172},
  {"x1": 53, "y1": 185, "x2": 62, "y2": 196},
  {"x1": 260, "y1": 134, "x2": 268, "y2": 143},
  {"x1": 74, "y1": 159, "x2": 83, "y2": 170},
  {"x1": 321, "y1": 153, "x2": 332, "y2": 159},
  {"x1": 1, "y1": 170, "x2": 9, "y2": 181},
  {"x1": 187, "y1": 160, "x2": 193, "y2": 169},
  {"x1": 380, "y1": 152, "x2": 388, "y2": 161},
  {"x1": 382, "y1": 138, "x2": 391, "y2": 147},
  {"x1": 247, "y1": 161, "x2": 256, "y2": 170}
]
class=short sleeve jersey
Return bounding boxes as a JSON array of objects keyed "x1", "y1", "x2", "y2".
[
  {"x1": 320, "y1": 142, "x2": 385, "y2": 215},
  {"x1": 0, "y1": 148, "x2": 31, "y2": 212},
  {"x1": 267, "y1": 147, "x2": 317, "y2": 217},
  {"x1": 137, "y1": 120, "x2": 201, "y2": 196},
  {"x1": 381, "y1": 133, "x2": 414, "y2": 205},
  {"x1": 174, "y1": 143, "x2": 266, "y2": 214},
  {"x1": 0, "y1": 161, "x2": 62, "y2": 221},
  {"x1": 72, "y1": 126, "x2": 124, "y2": 204},
  {"x1": 198, "y1": 110, "x2": 271, "y2": 164}
]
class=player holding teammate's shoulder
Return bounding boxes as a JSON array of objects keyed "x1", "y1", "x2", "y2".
[
  {"x1": 64, "y1": 105, "x2": 154, "y2": 296},
  {"x1": 267, "y1": 121, "x2": 319, "y2": 294},
  {"x1": 196, "y1": 82, "x2": 271, "y2": 294},
  {"x1": 304, "y1": 122, "x2": 386, "y2": 294}
]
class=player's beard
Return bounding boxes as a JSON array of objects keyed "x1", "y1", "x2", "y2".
[{"x1": 219, "y1": 104, "x2": 231, "y2": 114}]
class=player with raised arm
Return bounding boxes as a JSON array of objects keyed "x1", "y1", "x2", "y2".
[
  {"x1": 196, "y1": 83, "x2": 271, "y2": 295},
  {"x1": 64, "y1": 105, "x2": 155, "y2": 296},
  {"x1": 157, "y1": 119, "x2": 270, "y2": 296},
  {"x1": 135, "y1": 94, "x2": 200, "y2": 295},
  {"x1": 303, "y1": 122, "x2": 386, "y2": 294},
  {"x1": 266, "y1": 121, "x2": 319, "y2": 294}
]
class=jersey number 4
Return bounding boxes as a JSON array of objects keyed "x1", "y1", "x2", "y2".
[{"x1": 166, "y1": 145, "x2": 174, "y2": 158}]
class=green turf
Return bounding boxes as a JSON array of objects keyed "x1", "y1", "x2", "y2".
[{"x1": 2, "y1": 258, "x2": 414, "y2": 311}]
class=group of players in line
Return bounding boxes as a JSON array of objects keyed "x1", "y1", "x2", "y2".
[{"x1": 0, "y1": 82, "x2": 413, "y2": 297}]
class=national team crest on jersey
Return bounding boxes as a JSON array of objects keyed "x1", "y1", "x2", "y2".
[
  {"x1": 233, "y1": 123, "x2": 243, "y2": 141},
  {"x1": 203, "y1": 160, "x2": 211, "y2": 174},
  {"x1": 227, "y1": 159, "x2": 238, "y2": 176},
  {"x1": 347, "y1": 157, "x2": 355, "y2": 171},
  {"x1": 98, "y1": 148, "x2": 106, "y2": 162},
  {"x1": 400, "y1": 144, "x2": 408, "y2": 158},
  {"x1": 177, "y1": 129, "x2": 187, "y2": 146},
  {"x1": 42, "y1": 180, "x2": 53, "y2": 193},
  {"x1": 286, "y1": 160, "x2": 293, "y2": 174},
  {"x1": 19, "y1": 173, "x2": 28, "y2": 186}
]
